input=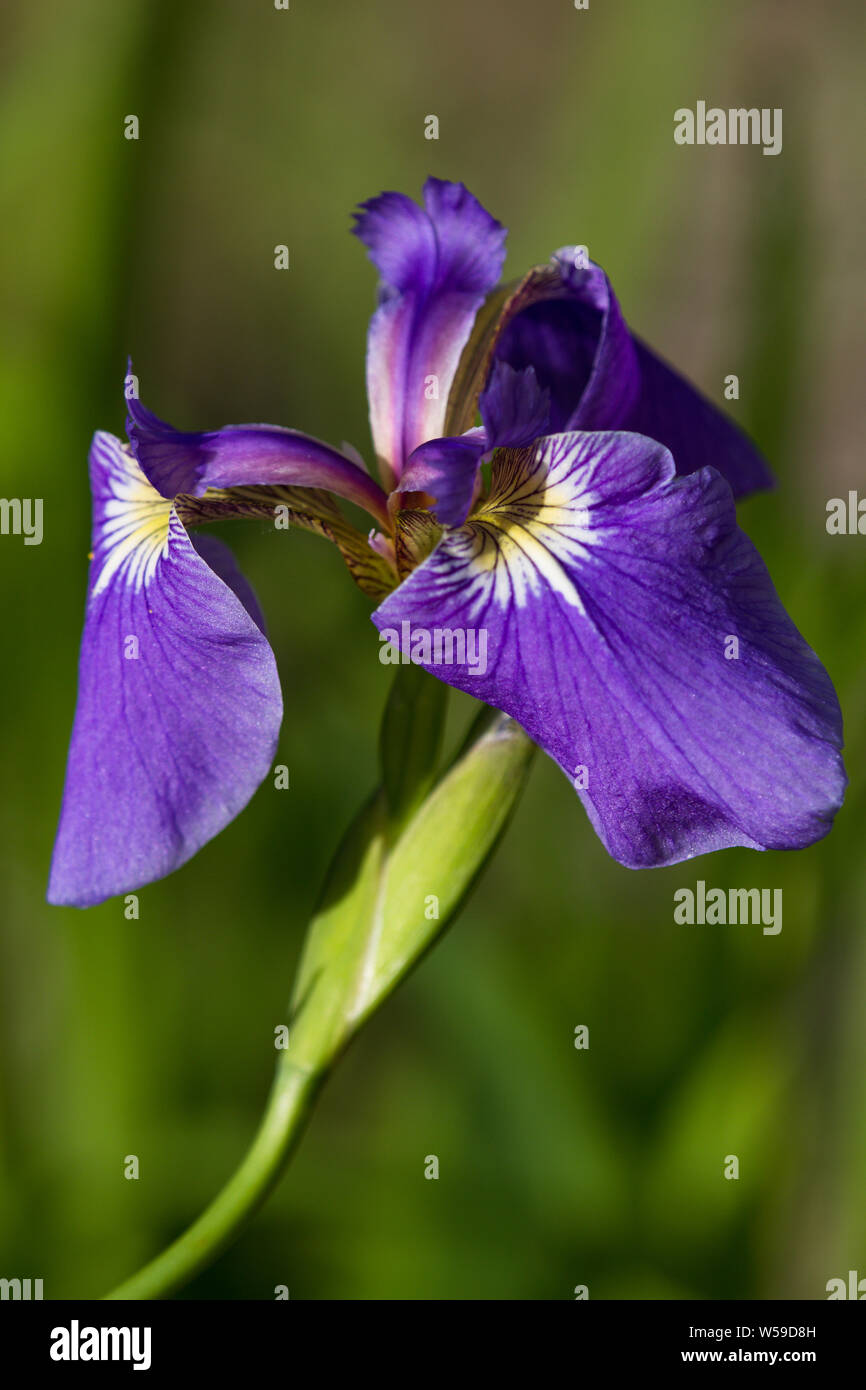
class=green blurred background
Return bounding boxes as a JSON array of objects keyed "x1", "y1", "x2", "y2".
[{"x1": 1, "y1": 0, "x2": 864, "y2": 1300}]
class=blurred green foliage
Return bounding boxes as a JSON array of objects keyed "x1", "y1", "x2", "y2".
[{"x1": 0, "y1": 0, "x2": 864, "y2": 1299}]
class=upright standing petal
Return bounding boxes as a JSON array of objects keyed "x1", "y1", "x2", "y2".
[
  {"x1": 493, "y1": 255, "x2": 640, "y2": 433},
  {"x1": 48, "y1": 433, "x2": 283, "y2": 907},
  {"x1": 493, "y1": 252, "x2": 772, "y2": 498},
  {"x1": 353, "y1": 178, "x2": 507, "y2": 484},
  {"x1": 373, "y1": 432, "x2": 844, "y2": 867}
]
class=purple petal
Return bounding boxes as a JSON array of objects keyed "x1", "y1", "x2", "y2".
[
  {"x1": 478, "y1": 360, "x2": 550, "y2": 448},
  {"x1": 353, "y1": 178, "x2": 506, "y2": 483},
  {"x1": 397, "y1": 363, "x2": 550, "y2": 529},
  {"x1": 494, "y1": 256, "x2": 639, "y2": 434},
  {"x1": 628, "y1": 336, "x2": 775, "y2": 497},
  {"x1": 48, "y1": 433, "x2": 282, "y2": 907},
  {"x1": 396, "y1": 430, "x2": 487, "y2": 529},
  {"x1": 189, "y1": 531, "x2": 268, "y2": 635},
  {"x1": 126, "y1": 391, "x2": 390, "y2": 527},
  {"x1": 494, "y1": 251, "x2": 770, "y2": 498},
  {"x1": 373, "y1": 432, "x2": 844, "y2": 867}
]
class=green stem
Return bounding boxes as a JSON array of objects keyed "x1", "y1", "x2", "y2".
[{"x1": 105, "y1": 1058, "x2": 322, "y2": 1300}]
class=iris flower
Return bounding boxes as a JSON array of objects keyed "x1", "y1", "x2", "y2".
[{"x1": 48, "y1": 179, "x2": 845, "y2": 907}]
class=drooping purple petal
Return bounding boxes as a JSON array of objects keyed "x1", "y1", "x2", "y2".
[
  {"x1": 190, "y1": 532, "x2": 268, "y2": 635},
  {"x1": 493, "y1": 251, "x2": 771, "y2": 498},
  {"x1": 628, "y1": 335, "x2": 775, "y2": 498},
  {"x1": 353, "y1": 178, "x2": 507, "y2": 484},
  {"x1": 48, "y1": 432, "x2": 283, "y2": 907},
  {"x1": 373, "y1": 431, "x2": 844, "y2": 867},
  {"x1": 126, "y1": 392, "x2": 390, "y2": 526},
  {"x1": 396, "y1": 362, "x2": 550, "y2": 529}
]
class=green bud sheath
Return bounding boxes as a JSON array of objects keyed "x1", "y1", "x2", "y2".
[
  {"x1": 290, "y1": 685, "x2": 535, "y2": 1070},
  {"x1": 379, "y1": 658, "x2": 449, "y2": 831}
]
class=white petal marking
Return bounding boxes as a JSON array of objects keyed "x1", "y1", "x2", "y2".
[
  {"x1": 452, "y1": 437, "x2": 600, "y2": 616},
  {"x1": 91, "y1": 437, "x2": 172, "y2": 595}
]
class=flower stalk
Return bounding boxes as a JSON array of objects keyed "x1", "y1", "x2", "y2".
[{"x1": 105, "y1": 672, "x2": 534, "y2": 1299}]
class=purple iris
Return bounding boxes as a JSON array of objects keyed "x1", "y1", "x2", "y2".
[{"x1": 48, "y1": 179, "x2": 845, "y2": 907}]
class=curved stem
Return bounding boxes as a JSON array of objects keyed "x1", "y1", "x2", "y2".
[{"x1": 104, "y1": 1058, "x2": 324, "y2": 1300}]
